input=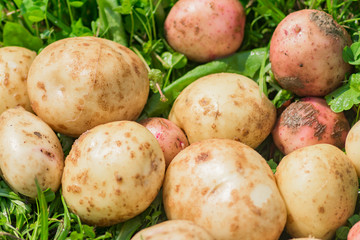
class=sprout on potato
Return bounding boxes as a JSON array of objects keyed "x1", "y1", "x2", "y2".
[
  {"x1": 0, "y1": 46, "x2": 36, "y2": 114},
  {"x1": 62, "y1": 121, "x2": 165, "y2": 227},
  {"x1": 27, "y1": 37, "x2": 149, "y2": 137},
  {"x1": 275, "y1": 144, "x2": 358, "y2": 239},
  {"x1": 0, "y1": 107, "x2": 64, "y2": 198},
  {"x1": 163, "y1": 139, "x2": 287, "y2": 240},
  {"x1": 168, "y1": 73, "x2": 276, "y2": 148},
  {"x1": 269, "y1": 9, "x2": 352, "y2": 96}
]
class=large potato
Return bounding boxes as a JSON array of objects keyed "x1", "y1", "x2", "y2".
[
  {"x1": 275, "y1": 144, "x2": 358, "y2": 239},
  {"x1": 0, "y1": 46, "x2": 36, "y2": 114},
  {"x1": 345, "y1": 120, "x2": 360, "y2": 177},
  {"x1": 0, "y1": 107, "x2": 64, "y2": 198},
  {"x1": 164, "y1": 0, "x2": 246, "y2": 63},
  {"x1": 163, "y1": 139, "x2": 287, "y2": 240},
  {"x1": 27, "y1": 37, "x2": 149, "y2": 137},
  {"x1": 62, "y1": 121, "x2": 165, "y2": 226},
  {"x1": 269, "y1": 9, "x2": 351, "y2": 96},
  {"x1": 168, "y1": 73, "x2": 276, "y2": 148},
  {"x1": 131, "y1": 220, "x2": 215, "y2": 240}
]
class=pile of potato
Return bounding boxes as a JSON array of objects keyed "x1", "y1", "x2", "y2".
[{"x1": 0, "y1": 1, "x2": 360, "y2": 240}]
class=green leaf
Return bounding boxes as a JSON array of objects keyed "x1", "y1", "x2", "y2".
[
  {"x1": 267, "y1": 159, "x2": 278, "y2": 173},
  {"x1": 161, "y1": 52, "x2": 187, "y2": 69},
  {"x1": 3, "y1": 22, "x2": 43, "y2": 51},
  {"x1": 272, "y1": 89, "x2": 294, "y2": 108},
  {"x1": 149, "y1": 69, "x2": 163, "y2": 93},
  {"x1": 348, "y1": 214, "x2": 360, "y2": 226},
  {"x1": 35, "y1": 179, "x2": 48, "y2": 240},
  {"x1": 349, "y1": 73, "x2": 360, "y2": 91},
  {"x1": 325, "y1": 84, "x2": 360, "y2": 112},
  {"x1": 343, "y1": 42, "x2": 360, "y2": 65},
  {"x1": 21, "y1": 0, "x2": 48, "y2": 23},
  {"x1": 70, "y1": 18, "x2": 93, "y2": 37},
  {"x1": 69, "y1": 0, "x2": 87, "y2": 8},
  {"x1": 83, "y1": 225, "x2": 96, "y2": 238},
  {"x1": 335, "y1": 226, "x2": 349, "y2": 240}
]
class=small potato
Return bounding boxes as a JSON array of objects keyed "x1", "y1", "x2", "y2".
[
  {"x1": 164, "y1": 0, "x2": 245, "y2": 62},
  {"x1": 0, "y1": 47, "x2": 36, "y2": 114},
  {"x1": 27, "y1": 37, "x2": 149, "y2": 137},
  {"x1": 348, "y1": 221, "x2": 360, "y2": 240},
  {"x1": 168, "y1": 73, "x2": 276, "y2": 148},
  {"x1": 345, "y1": 120, "x2": 360, "y2": 177},
  {"x1": 163, "y1": 139, "x2": 287, "y2": 240},
  {"x1": 272, "y1": 97, "x2": 349, "y2": 155},
  {"x1": 131, "y1": 220, "x2": 215, "y2": 240},
  {"x1": 275, "y1": 144, "x2": 358, "y2": 240},
  {"x1": 0, "y1": 107, "x2": 64, "y2": 198},
  {"x1": 269, "y1": 9, "x2": 352, "y2": 96},
  {"x1": 139, "y1": 117, "x2": 189, "y2": 167},
  {"x1": 62, "y1": 121, "x2": 165, "y2": 226}
]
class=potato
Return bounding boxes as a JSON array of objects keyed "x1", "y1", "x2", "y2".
[
  {"x1": 163, "y1": 139, "x2": 287, "y2": 240},
  {"x1": 62, "y1": 121, "x2": 165, "y2": 226},
  {"x1": 0, "y1": 46, "x2": 36, "y2": 114},
  {"x1": 131, "y1": 220, "x2": 215, "y2": 240},
  {"x1": 168, "y1": 73, "x2": 276, "y2": 148},
  {"x1": 27, "y1": 37, "x2": 149, "y2": 137},
  {"x1": 345, "y1": 120, "x2": 360, "y2": 177},
  {"x1": 275, "y1": 144, "x2": 358, "y2": 239},
  {"x1": 0, "y1": 107, "x2": 64, "y2": 198},
  {"x1": 164, "y1": 0, "x2": 245, "y2": 63},
  {"x1": 139, "y1": 117, "x2": 189, "y2": 167},
  {"x1": 348, "y1": 221, "x2": 360, "y2": 240},
  {"x1": 272, "y1": 97, "x2": 349, "y2": 155},
  {"x1": 269, "y1": 9, "x2": 352, "y2": 96}
]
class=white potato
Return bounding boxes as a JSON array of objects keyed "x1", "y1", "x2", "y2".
[
  {"x1": 275, "y1": 144, "x2": 358, "y2": 240},
  {"x1": 0, "y1": 107, "x2": 64, "y2": 198},
  {"x1": 168, "y1": 73, "x2": 276, "y2": 148},
  {"x1": 27, "y1": 37, "x2": 149, "y2": 137},
  {"x1": 0, "y1": 47, "x2": 36, "y2": 114},
  {"x1": 163, "y1": 139, "x2": 286, "y2": 240},
  {"x1": 345, "y1": 120, "x2": 360, "y2": 177},
  {"x1": 62, "y1": 121, "x2": 165, "y2": 226},
  {"x1": 131, "y1": 220, "x2": 215, "y2": 240}
]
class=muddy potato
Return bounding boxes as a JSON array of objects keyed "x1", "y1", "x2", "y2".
[
  {"x1": 168, "y1": 73, "x2": 276, "y2": 148},
  {"x1": 131, "y1": 220, "x2": 215, "y2": 240},
  {"x1": 0, "y1": 47, "x2": 36, "y2": 114},
  {"x1": 275, "y1": 144, "x2": 358, "y2": 239},
  {"x1": 139, "y1": 117, "x2": 189, "y2": 167},
  {"x1": 269, "y1": 9, "x2": 352, "y2": 96},
  {"x1": 163, "y1": 139, "x2": 287, "y2": 240},
  {"x1": 345, "y1": 120, "x2": 360, "y2": 177},
  {"x1": 164, "y1": 0, "x2": 245, "y2": 63},
  {"x1": 0, "y1": 107, "x2": 64, "y2": 198},
  {"x1": 27, "y1": 37, "x2": 149, "y2": 137},
  {"x1": 62, "y1": 121, "x2": 165, "y2": 226}
]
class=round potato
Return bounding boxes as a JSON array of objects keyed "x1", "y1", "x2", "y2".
[
  {"x1": 62, "y1": 121, "x2": 165, "y2": 226},
  {"x1": 275, "y1": 144, "x2": 358, "y2": 240},
  {"x1": 0, "y1": 107, "x2": 64, "y2": 198},
  {"x1": 269, "y1": 9, "x2": 352, "y2": 96},
  {"x1": 27, "y1": 37, "x2": 149, "y2": 137},
  {"x1": 164, "y1": 0, "x2": 246, "y2": 62},
  {"x1": 345, "y1": 120, "x2": 360, "y2": 177},
  {"x1": 163, "y1": 139, "x2": 287, "y2": 240},
  {"x1": 168, "y1": 73, "x2": 276, "y2": 148},
  {"x1": 0, "y1": 46, "x2": 36, "y2": 114},
  {"x1": 131, "y1": 220, "x2": 215, "y2": 240}
]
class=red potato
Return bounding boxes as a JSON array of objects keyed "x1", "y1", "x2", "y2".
[
  {"x1": 272, "y1": 97, "x2": 349, "y2": 155},
  {"x1": 348, "y1": 221, "x2": 360, "y2": 240},
  {"x1": 164, "y1": 0, "x2": 245, "y2": 63},
  {"x1": 139, "y1": 117, "x2": 189, "y2": 167},
  {"x1": 269, "y1": 9, "x2": 352, "y2": 96}
]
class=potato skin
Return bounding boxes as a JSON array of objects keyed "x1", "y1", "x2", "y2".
[
  {"x1": 348, "y1": 221, "x2": 360, "y2": 240},
  {"x1": 272, "y1": 97, "x2": 349, "y2": 155},
  {"x1": 164, "y1": 0, "x2": 245, "y2": 62},
  {"x1": 168, "y1": 73, "x2": 276, "y2": 148},
  {"x1": 62, "y1": 121, "x2": 165, "y2": 227},
  {"x1": 139, "y1": 117, "x2": 189, "y2": 167},
  {"x1": 131, "y1": 220, "x2": 215, "y2": 240},
  {"x1": 0, "y1": 47, "x2": 36, "y2": 114},
  {"x1": 345, "y1": 120, "x2": 360, "y2": 177},
  {"x1": 269, "y1": 9, "x2": 352, "y2": 96},
  {"x1": 0, "y1": 107, "x2": 64, "y2": 198},
  {"x1": 275, "y1": 144, "x2": 358, "y2": 239},
  {"x1": 163, "y1": 139, "x2": 287, "y2": 240},
  {"x1": 27, "y1": 37, "x2": 149, "y2": 137}
]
